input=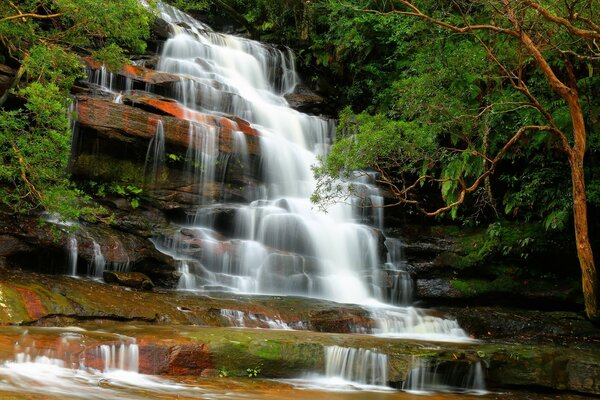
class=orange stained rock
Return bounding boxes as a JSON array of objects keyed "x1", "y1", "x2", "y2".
[
  {"x1": 15, "y1": 287, "x2": 46, "y2": 321},
  {"x1": 141, "y1": 98, "x2": 257, "y2": 136}
]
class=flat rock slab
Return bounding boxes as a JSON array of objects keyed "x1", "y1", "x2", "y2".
[
  {"x1": 0, "y1": 269, "x2": 372, "y2": 331},
  {"x1": 0, "y1": 324, "x2": 598, "y2": 395}
]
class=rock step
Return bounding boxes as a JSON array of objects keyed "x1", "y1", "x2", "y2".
[{"x1": 0, "y1": 325, "x2": 598, "y2": 395}]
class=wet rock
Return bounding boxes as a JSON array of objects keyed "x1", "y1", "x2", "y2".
[
  {"x1": 151, "y1": 16, "x2": 172, "y2": 41},
  {"x1": 0, "y1": 64, "x2": 16, "y2": 96},
  {"x1": 284, "y1": 84, "x2": 325, "y2": 115},
  {"x1": 83, "y1": 58, "x2": 182, "y2": 87},
  {"x1": 0, "y1": 235, "x2": 33, "y2": 257},
  {"x1": 103, "y1": 271, "x2": 155, "y2": 290},
  {"x1": 2, "y1": 324, "x2": 599, "y2": 395},
  {"x1": 443, "y1": 307, "x2": 600, "y2": 343},
  {"x1": 416, "y1": 278, "x2": 464, "y2": 300},
  {"x1": 75, "y1": 96, "x2": 259, "y2": 156}
]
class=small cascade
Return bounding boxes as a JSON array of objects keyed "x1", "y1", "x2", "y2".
[
  {"x1": 370, "y1": 194, "x2": 385, "y2": 230},
  {"x1": 85, "y1": 65, "x2": 134, "y2": 95},
  {"x1": 369, "y1": 307, "x2": 470, "y2": 342},
  {"x1": 382, "y1": 238, "x2": 413, "y2": 305},
  {"x1": 219, "y1": 309, "x2": 297, "y2": 330},
  {"x1": 403, "y1": 358, "x2": 487, "y2": 394},
  {"x1": 144, "y1": 120, "x2": 166, "y2": 185},
  {"x1": 12, "y1": 331, "x2": 140, "y2": 374},
  {"x1": 90, "y1": 241, "x2": 106, "y2": 278},
  {"x1": 67, "y1": 236, "x2": 78, "y2": 276},
  {"x1": 94, "y1": 343, "x2": 140, "y2": 373},
  {"x1": 186, "y1": 122, "x2": 219, "y2": 197},
  {"x1": 13, "y1": 331, "x2": 85, "y2": 370},
  {"x1": 177, "y1": 261, "x2": 198, "y2": 289},
  {"x1": 324, "y1": 346, "x2": 388, "y2": 387}
]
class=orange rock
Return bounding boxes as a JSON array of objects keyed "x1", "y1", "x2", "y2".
[
  {"x1": 75, "y1": 96, "x2": 260, "y2": 156},
  {"x1": 16, "y1": 287, "x2": 46, "y2": 320}
]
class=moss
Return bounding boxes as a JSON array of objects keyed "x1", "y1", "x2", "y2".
[
  {"x1": 451, "y1": 277, "x2": 520, "y2": 296},
  {"x1": 73, "y1": 154, "x2": 145, "y2": 184},
  {"x1": 0, "y1": 284, "x2": 29, "y2": 324}
]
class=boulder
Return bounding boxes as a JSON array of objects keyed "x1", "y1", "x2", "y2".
[
  {"x1": 284, "y1": 84, "x2": 326, "y2": 115},
  {"x1": 103, "y1": 271, "x2": 155, "y2": 290}
]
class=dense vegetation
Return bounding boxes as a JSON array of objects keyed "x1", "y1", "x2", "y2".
[
  {"x1": 0, "y1": 0, "x2": 598, "y2": 318},
  {"x1": 192, "y1": 0, "x2": 599, "y2": 318},
  {"x1": 0, "y1": 0, "x2": 153, "y2": 220}
]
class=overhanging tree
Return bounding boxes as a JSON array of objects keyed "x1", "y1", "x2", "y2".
[
  {"x1": 314, "y1": 0, "x2": 599, "y2": 319},
  {"x1": 0, "y1": 0, "x2": 152, "y2": 220}
]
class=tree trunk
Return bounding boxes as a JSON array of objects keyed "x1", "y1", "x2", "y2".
[
  {"x1": 567, "y1": 98, "x2": 598, "y2": 320},
  {"x1": 570, "y1": 154, "x2": 597, "y2": 320}
]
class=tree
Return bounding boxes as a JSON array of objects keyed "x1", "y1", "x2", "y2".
[
  {"x1": 0, "y1": 0, "x2": 153, "y2": 220},
  {"x1": 314, "y1": 1, "x2": 599, "y2": 319}
]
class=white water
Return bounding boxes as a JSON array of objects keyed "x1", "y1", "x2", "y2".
[
  {"x1": 404, "y1": 358, "x2": 487, "y2": 394},
  {"x1": 90, "y1": 240, "x2": 106, "y2": 278},
  {"x1": 95, "y1": 343, "x2": 140, "y2": 373},
  {"x1": 1, "y1": 336, "x2": 203, "y2": 400},
  {"x1": 80, "y1": 0, "x2": 469, "y2": 342},
  {"x1": 68, "y1": 236, "x2": 78, "y2": 276},
  {"x1": 145, "y1": 120, "x2": 166, "y2": 185},
  {"x1": 219, "y1": 309, "x2": 294, "y2": 330},
  {"x1": 325, "y1": 346, "x2": 388, "y2": 387}
]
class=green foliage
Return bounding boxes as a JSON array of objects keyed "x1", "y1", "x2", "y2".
[
  {"x1": 0, "y1": 83, "x2": 104, "y2": 221},
  {"x1": 90, "y1": 44, "x2": 129, "y2": 72},
  {"x1": 52, "y1": 0, "x2": 152, "y2": 53},
  {"x1": 246, "y1": 364, "x2": 261, "y2": 378},
  {"x1": 167, "y1": 0, "x2": 210, "y2": 13},
  {"x1": 217, "y1": 366, "x2": 229, "y2": 378},
  {"x1": 0, "y1": 0, "x2": 153, "y2": 219},
  {"x1": 308, "y1": 0, "x2": 599, "y2": 241},
  {"x1": 22, "y1": 45, "x2": 85, "y2": 93},
  {"x1": 112, "y1": 184, "x2": 143, "y2": 209}
]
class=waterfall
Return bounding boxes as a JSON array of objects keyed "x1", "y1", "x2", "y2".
[
  {"x1": 95, "y1": 344, "x2": 140, "y2": 373},
  {"x1": 90, "y1": 241, "x2": 106, "y2": 278},
  {"x1": 404, "y1": 358, "x2": 487, "y2": 394},
  {"x1": 68, "y1": 236, "x2": 78, "y2": 276},
  {"x1": 145, "y1": 120, "x2": 166, "y2": 185},
  {"x1": 132, "y1": 1, "x2": 468, "y2": 341},
  {"x1": 324, "y1": 346, "x2": 388, "y2": 387}
]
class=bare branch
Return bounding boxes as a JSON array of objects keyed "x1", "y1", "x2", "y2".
[
  {"x1": 0, "y1": 13, "x2": 61, "y2": 23},
  {"x1": 524, "y1": 0, "x2": 600, "y2": 39},
  {"x1": 374, "y1": 125, "x2": 558, "y2": 216}
]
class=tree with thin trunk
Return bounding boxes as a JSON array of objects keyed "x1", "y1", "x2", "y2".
[{"x1": 340, "y1": 0, "x2": 598, "y2": 319}]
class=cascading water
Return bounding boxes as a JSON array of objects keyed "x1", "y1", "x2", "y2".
[
  {"x1": 68, "y1": 236, "x2": 78, "y2": 276},
  {"x1": 325, "y1": 346, "x2": 388, "y2": 387},
  {"x1": 90, "y1": 241, "x2": 106, "y2": 278},
  {"x1": 219, "y1": 309, "x2": 294, "y2": 330},
  {"x1": 145, "y1": 120, "x2": 166, "y2": 185},
  {"x1": 142, "y1": 1, "x2": 468, "y2": 342},
  {"x1": 79, "y1": 1, "x2": 468, "y2": 343},
  {"x1": 95, "y1": 343, "x2": 140, "y2": 373},
  {"x1": 403, "y1": 358, "x2": 487, "y2": 394}
]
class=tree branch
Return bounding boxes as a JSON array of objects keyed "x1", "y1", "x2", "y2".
[
  {"x1": 0, "y1": 13, "x2": 62, "y2": 23},
  {"x1": 524, "y1": 0, "x2": 600, "y2": 39},
  {"x1": 376, "y1": 125, "x2": 557, "y2": 216}
]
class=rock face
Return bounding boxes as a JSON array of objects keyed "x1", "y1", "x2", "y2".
[
  {"x1": 390, "y1": 224, "x2": 582, "y2": 310},
  {"x1": 71, "y1": 94, "x2": 262, "y2": 209}
]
